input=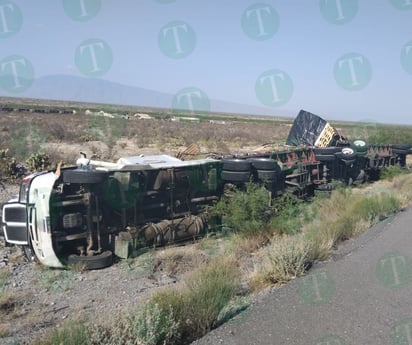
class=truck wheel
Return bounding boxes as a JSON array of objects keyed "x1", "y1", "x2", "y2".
[
  {"x1": 392, "y1": 144, "x2": 411, "y2": 151},
  {"x1": 256, "y1": 169, "x2": 278, "y2": 180},
  {"x1": 392, "y1": 149, "x2": 408, "y2": 155},
  {"x1": 68, "y1": 250, "x2": 113, "y2": 270},
  {"x1": 315, "y1": 154, "x2": 336, "y2": 162},
  {"x1": 221, "y1": 159, "x2": 251, "y2": 172},
  {"x1": 221, "y1": 170, "x2": 251, "y2": 182},
  {"x1": 313, "y1": 147, "x2": 341, "y2": 155},
  {"x1": 338, "y1": 147, "x2": 357, "y2": 160},
  {"x1": 353, "y1": 140, "x2": 368, "y2": 153},
  {"x1": 63, "y1": 169, "x2": 108, "y2": 184},
  {"x1": 247, "y1": 158, "x2": 281, "y2": 171}
]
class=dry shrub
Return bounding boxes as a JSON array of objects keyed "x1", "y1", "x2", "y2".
[
  {"x1": 154, "y1": 246, "x2": 209, "y2": 276},
  {"x1": 250, "y1": 235, "x2": 310, "y2": 291},
  {"x1": 251, "y1": 186, "x2": 403, "y2": 292},
  {"x1": 304, "y1": 189, "x2": 400, "y2": 262},
  {"x1": 390, "y1": 174, "x2": 412, "y2": 207},
  {"x1": 227, "y1": 232, "x2": 272, "y2": 259},
  {"x1": 143, "y1": 257, "x2": 239, "y2": 344}
]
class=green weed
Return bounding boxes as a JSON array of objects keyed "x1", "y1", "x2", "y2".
[
  {"x1": 381, "y1": 165, "x2": 409, "y2": 181},
  {"x1": 212, "y1": 183, "x2": 273, "y2": 236},
  {"x1": 33, "y1": 322, "x2": 89, "y2": 345}
]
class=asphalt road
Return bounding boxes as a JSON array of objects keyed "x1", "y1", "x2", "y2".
[{"x1": 193, "y1": 208, "x2": 412, "y2": 345}]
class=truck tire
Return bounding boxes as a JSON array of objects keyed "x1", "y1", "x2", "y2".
[
  {"x1": 313, "y1": 147, "x2": 341, "y2": 155},
  {"x1": 221, "y1": 170, "x2": 251, "y2": 182},
  {"x1": 337, "y1": 147, "x2": 357, "y2": 160},
  {"x1": 63, "y1": 169, "x2": 108, "y2": 184},
  {"x1": 392, "y1": 144, "x2": 411, "y2": 151},
  {"x1": 353, "y1": 140, "x2": 368, "y2": 153},
  {"x1": 221, "y1": 159, "x2": 251, "y2": 172},
  {"x1": 315, "y1": 154, "x2": 336, "y2": 162},
  {"x1": 68, "y1": 250, "x2": 113, "y2": 270},
  {"x1": 256, "y1": 169, "x2": 277, "y2": 180},
  {"x1": 392, "y1": 149, "x2": 408, "y2": 155},
  {"x1": 247, "y1": 158, "x2": 281, "y2": 171}
]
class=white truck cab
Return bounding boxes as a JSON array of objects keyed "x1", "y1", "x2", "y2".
[
  {"x1": 2, "y1": 171, "x2": 63, "y2": 267},
  {"x1": 1, "y1": 154, "x2": 223, "y2": 269}
]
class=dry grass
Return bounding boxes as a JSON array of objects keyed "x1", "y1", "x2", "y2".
[
  {"x1": 145, "y1": 257, "x2": 239, "y2": 344},
  {"x1": 249, "y1": 178, "x2": 409, "y2": 292},
  {"x1": 390, "y1": 174, "x2": 412, "y2": 207},
  {"x1": 154, "y1": 246, "x2": 210, "y2": 276},
  {"x1": 225, "y1": 232, "x2": 271, "y2": 259},
  {"x1": 250, "y1": 235, "x2": 310, "y2": 291}
]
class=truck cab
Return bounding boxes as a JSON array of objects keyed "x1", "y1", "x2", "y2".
[
  {"x1": 2, "y1": 154, "x2": 223, "y2": 269},
  {"x1": 2, "y1": 171, "x2": 63, "y2": 267}
]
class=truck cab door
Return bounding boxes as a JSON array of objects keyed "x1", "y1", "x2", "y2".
[{"x1": 2, "y1": 202, "x2": 28, "y2": 245}]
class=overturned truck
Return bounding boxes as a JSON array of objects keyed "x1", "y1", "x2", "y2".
[{"x1": 2, "y1": 110, "x2": 410, "y2": 269}]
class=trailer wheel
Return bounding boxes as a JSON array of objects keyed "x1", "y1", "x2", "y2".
[
  {"x1": 221, "y1": 170, "x2": 251, "y2": 182},
  {"x1": 392, "y1": 144, "x2": 411, "y2": 151},
  {"x1": 247, "y1": 158, "x2": 281, "y2": 171},
  {"x1": 221, "y1": 159, "x2": 251, "y2": 172},
  {"x1": 315, "y1": 154, "x2": 336, "y2": 162},
  {"x1": 392, "y1": 145, "x2": 410, "y2": 155},
  {"x1": 63, "y1": 169, "x2": 108, "y2": 184},
  {"x1": 313, "y1": 147, "x2": 341, "y2": 155},
  {"x1": 256, "y1": 169, "x2": 278, "y2": 180},
  {"x1": 68, "y1": 250, "x2": 113, "y2": 270},
  {"x1": 338, "y1": 147, "x2": 357, "y2": 160},
  {"x1": 392, "y1": 149, "x2": 408, "y2": 155},
  {"x1": 353, "y1": 140, "x2": 367, "y2": 152}
]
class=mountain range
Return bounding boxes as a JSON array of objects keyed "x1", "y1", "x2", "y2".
[{"x1": 2, "y1": 74, "x2": 288, "y2": 116}]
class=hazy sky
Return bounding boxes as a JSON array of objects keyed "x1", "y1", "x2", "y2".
[{"x1": 1, "y1": 0, "x2": 412, "y2": 124}]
